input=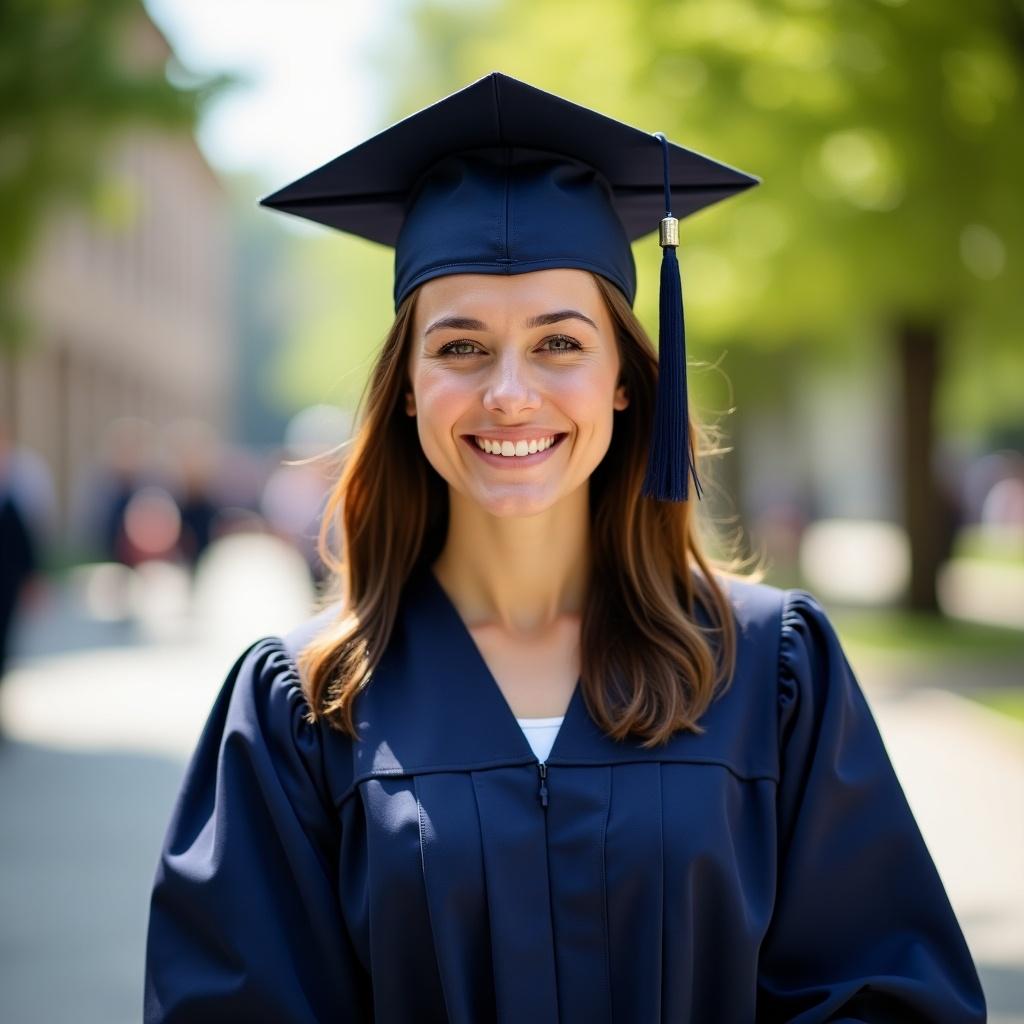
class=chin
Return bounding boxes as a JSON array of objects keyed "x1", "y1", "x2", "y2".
[{"x1": 467, "y1": 487, "x2": 561, "y2": 519}]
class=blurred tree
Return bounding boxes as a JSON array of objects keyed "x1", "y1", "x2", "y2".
[
  {"x1": 368, "y1": 0, "x2": 1023, "y2": 611},
  {"x1": 269, "y1": 231, "x2": 394, "y2": 418},
  {"x1": 0, "y1": 0, "x2": 233, "y2": 356}
]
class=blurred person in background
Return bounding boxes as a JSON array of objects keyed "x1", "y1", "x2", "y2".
[
  {"x1": 164, "y1": 419, "x2": 226, "y2": 572},
  {"x1": 74, "y1": 416, "x2": 163, "y2": 566},
  {"x1": 176, "y1": 467, "x2": 220, "y2": 569},
  {"x1": 0, "y1": 416, "x2": 47, "y2": 735}
]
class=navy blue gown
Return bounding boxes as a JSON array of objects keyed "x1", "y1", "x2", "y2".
[{"x1": 144, "y1": 564, "x2": 986, "y2": 1022}]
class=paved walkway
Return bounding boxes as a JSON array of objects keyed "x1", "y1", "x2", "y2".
[
  {"x1": 0, "y1": 582, "x2": 1021, "y2": 1022},
  {"x1": 858, "y1": 660, "x2": 1024, "y2": 1021}
]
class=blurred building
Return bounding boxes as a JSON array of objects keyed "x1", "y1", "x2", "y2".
[{"x1": 0, "y1": 10, "x2": 234, "y2": 544}]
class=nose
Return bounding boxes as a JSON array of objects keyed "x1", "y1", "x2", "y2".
[{"x1": 482, "y1": 348, "x2": 540, "y2": 416}]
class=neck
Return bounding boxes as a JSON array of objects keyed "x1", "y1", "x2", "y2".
[{"x1": 432, "y1": 484, "x2": 590, "y2": 637}]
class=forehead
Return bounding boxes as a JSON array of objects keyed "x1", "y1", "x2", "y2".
[{"x1": 412, "y1": 268, "x2": 608, "y2": 332}]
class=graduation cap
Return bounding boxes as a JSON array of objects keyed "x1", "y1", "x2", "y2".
[{"x1": 259, "y1": 71, "x2": 759, "y2": 502}]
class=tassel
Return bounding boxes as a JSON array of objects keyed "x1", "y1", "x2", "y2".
[{"x1": 641, "y1": 133, "x2": 703, "y2": 503}]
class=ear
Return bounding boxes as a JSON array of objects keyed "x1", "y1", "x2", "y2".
[
  {"x1": 613, "y1": 382, "x2": 629, "y2": 411},
  {"x1": 405, "y1": 390, "x2": 417, "y2": 416}
]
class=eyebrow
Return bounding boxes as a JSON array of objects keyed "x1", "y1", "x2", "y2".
[{"x1": 423, "y1": 308, "x2": 599, "y2": 336}]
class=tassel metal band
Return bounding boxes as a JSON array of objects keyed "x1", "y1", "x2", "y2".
[{"x1": 659, "y1": 216, "x2": 679, "y2": 248}]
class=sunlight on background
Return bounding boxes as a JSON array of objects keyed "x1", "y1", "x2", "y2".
[{"x1": 143, "y1": 0, "x2": 389, "y2": 186}]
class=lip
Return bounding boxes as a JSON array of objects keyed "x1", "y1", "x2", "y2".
[{"x1": 463, "y1": 432, "x2": 568, "y2": 467}]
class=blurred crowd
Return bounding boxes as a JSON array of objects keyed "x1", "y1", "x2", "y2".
[{"x1": 0, "y1": 405, "x2": 353, "y2": 692}]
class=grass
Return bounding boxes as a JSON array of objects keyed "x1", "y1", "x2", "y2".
[
  {"x1": 964, "y1": 688, "x2": 1024, "y2": 726},
  {"x1": 827, "y1": 607, "x2": 1024, "y2": 731},
  {"x1": 829, "y1": 608, "x2": 1024, "y2": 662},
  {"x1": 953, "y1": 524, "x2": 1024, "y2": 566}
]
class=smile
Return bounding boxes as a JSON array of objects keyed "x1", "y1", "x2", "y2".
[
  {"x1": 474, "y1": 434, "x2": 558, "y2": 456},
  {"x1": 464, "y1": 433, "x2": 567, "y2": 466}
]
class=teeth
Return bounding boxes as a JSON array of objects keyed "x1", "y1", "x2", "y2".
[{"x1": 474, "y1": 434, "x2": 558, "y2": 457}]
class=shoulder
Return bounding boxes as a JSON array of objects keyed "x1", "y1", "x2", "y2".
[
  {"x1": 709, "y1": 574, "x2": 849, "y2": 713},
  {"x1": 714, "y1": 573, "x2": 788, "y2": 630},
  {"x1": 706, "y1": 578, "x2": 867, "y2": 779},
  {"x1": 712, "y1": 573, "x2": 797, "y2": 668},
  {"x1": 217, "y1": 604, "x2": 354, "y2": 798},
  {"x1": 215, "y1": 603, "x2": 346, "y2": 746},
  {"x1": 712, "y1": 574, "x2": 837, "y2": 649},
  {"x1": 280, "y1": 600, "x2": 347, "y2": 672}
]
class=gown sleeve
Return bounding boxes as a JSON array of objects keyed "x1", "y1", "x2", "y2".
[
  {"x1": 756, "y1": 589, "x2": 987, "y2": 1023},
  {"x1": 143, "y1": 637, "x2": 368, "y2": 1023}
]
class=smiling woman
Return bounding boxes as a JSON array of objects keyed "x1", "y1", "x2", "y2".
[
  {"x1": 144, "y1": 72, "x2": 986, "y2": 1023},
  {"x1": 290, "y1": 260, "x2": 731, "y2": 734}
]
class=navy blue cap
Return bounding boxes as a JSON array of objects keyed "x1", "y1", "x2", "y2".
[
  {"x1": 393, "y1": 147, "x2": 636, "y2": 310},
  {"x1": 259, "y1": 71, "x2": 760, "y2": 502}
]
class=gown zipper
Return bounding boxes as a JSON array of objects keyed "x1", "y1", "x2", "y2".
[{"x1": 537, "y1": 761, "x2": 549, "y2": 808}]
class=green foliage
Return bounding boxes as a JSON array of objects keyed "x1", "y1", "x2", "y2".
[
  {"x1": 355, "y1": 0, "x2": 1024, "y2": 435},
  {"x1": 0, "y1": 0, "x2": 234, "y2": 351},
  {"x1": 268, "y1": 231, "x2": 395, "y2": 415}
]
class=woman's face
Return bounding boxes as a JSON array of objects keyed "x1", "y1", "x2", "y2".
[{"x1": 405, "y1": 268, "x2": 629, "y2": 518}]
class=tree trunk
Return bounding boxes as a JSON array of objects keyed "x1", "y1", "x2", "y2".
[{"x1": 897, "y1": 320, "x2": 955, "y2": 612}]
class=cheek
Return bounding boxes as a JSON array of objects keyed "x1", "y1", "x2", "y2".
[
  {"x1": 410, "y1": 376, "x2": 476, "y2": 470},
  {"x1": 555, "y1": 366, "x2": 621, "y2": 429},
  {"x1": 414, "y1": 375, "x2": 471, "y2": 424}
]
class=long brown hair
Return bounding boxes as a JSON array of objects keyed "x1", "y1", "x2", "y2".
[{"x1": 297, "y1": 272, "x2": 761, "y2": 749}]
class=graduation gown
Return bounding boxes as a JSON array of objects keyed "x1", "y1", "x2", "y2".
[{"x1": 144, "y1": 564, "x2": 986, "y2": 1023}]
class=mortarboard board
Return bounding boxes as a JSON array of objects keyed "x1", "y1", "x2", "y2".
[{"x1": 259, "y1": 71, "x2": 759, "y2": 502}]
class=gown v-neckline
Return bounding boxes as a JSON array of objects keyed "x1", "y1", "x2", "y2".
[{"x1": 419, "y1": 564, "x2": 583, "y2": 765}]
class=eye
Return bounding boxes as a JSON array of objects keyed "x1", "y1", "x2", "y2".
[
  {"x1": 542, "y1": 334, "x2": 582, "y2": 354},
  {"x1": 437, "y1": 340, "x2": 480, "y2": 358}
]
